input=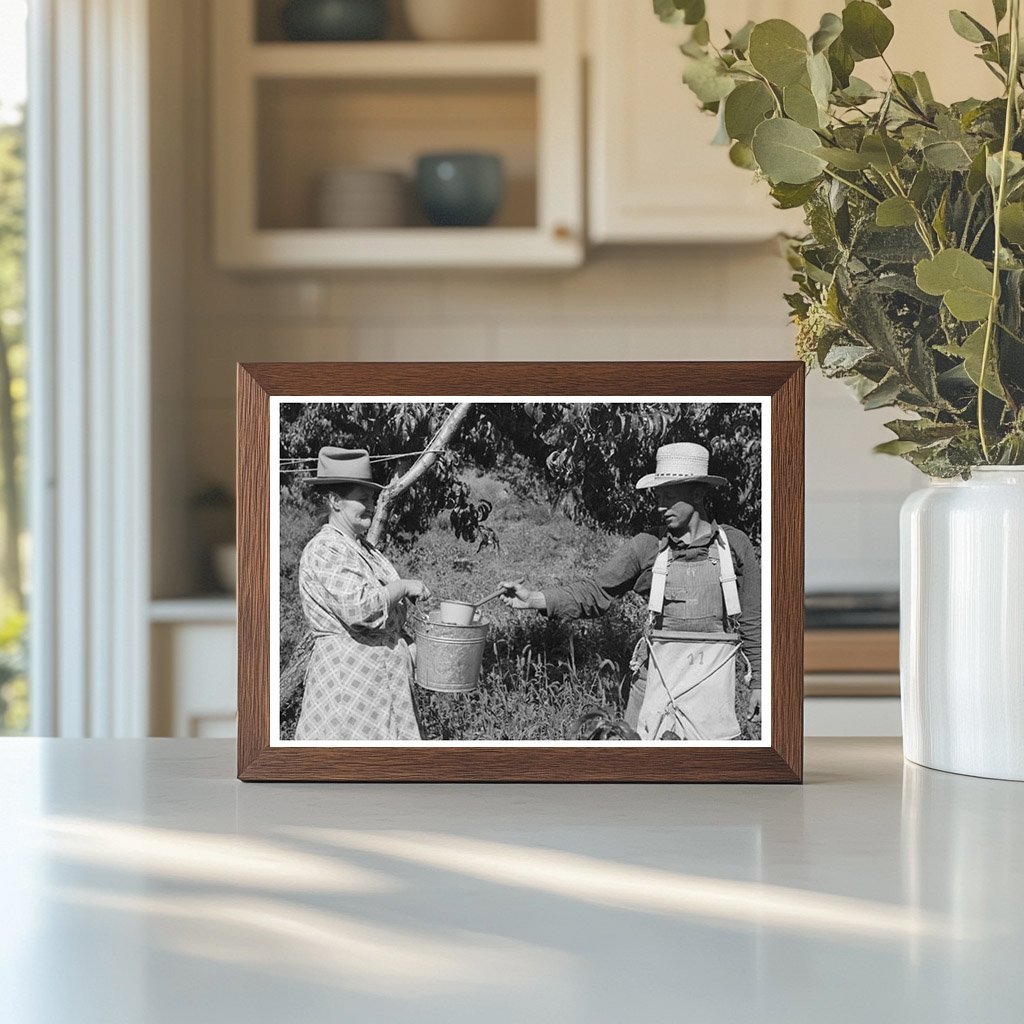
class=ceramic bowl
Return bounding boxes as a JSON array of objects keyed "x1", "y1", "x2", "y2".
[
  {"x1": 415, "y1": 152, "x2": 504, "y2": 228},
  {"x1": 281, "y1": 0, "x2": 388, "y2": 42},
  {"x1": 403, "y1": 0, "x2": 534, "y2": 41}
]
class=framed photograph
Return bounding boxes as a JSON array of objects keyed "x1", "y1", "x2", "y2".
[{"x1": 237, "y1": 362, "x2": 803, "y2": 782}]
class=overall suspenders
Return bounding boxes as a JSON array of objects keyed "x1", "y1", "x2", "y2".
[{"x1": 647, "y1": 528, "x2": 741, "y2": 620}]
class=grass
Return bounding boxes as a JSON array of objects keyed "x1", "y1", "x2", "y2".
[{"x1": 279, "y1": 470, "x2": 757, "y2": 741}]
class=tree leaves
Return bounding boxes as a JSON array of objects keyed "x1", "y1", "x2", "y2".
[
  {"x1": 751, "y1": 118, "x2": 827, "y2": 184},
  {"x1": 748, "y1": 20, "x2": 809, "y2": 86},
  {"x1": 842, "y1": 1, "x2": 894, "y2": 59},
  {"x1": 915, "y1": 250, "x2": 994, "y2": 321}
]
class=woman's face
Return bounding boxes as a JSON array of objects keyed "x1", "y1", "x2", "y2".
[
  {"x1": 329, "y1": 484, "x2": 377, "y2": 537},
  {"x1": 653, "y1": 481, "x2": 707, "y2": 534}
]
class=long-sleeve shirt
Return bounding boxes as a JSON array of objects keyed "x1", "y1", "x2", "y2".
[{"x1": 543, "y1": 525, "x2": 761, "y2": 687}]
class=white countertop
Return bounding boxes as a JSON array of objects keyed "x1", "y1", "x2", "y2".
[{"x1": 1, "y1": 738, "x2": 1020, "y2": 1023}]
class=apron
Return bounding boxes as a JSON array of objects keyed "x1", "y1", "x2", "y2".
[{"x1": 633, "y1": 529, "x2": 748, "y2": 741}]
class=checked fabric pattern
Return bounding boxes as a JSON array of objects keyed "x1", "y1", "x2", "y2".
[{"x1": 293, "y1": 524, "x2": 420, "y2": 741}]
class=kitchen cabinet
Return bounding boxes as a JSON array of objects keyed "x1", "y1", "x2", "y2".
[
  {"x1": 587, "y1": 0, "x2": 811, "y2": 243},
  {"x1": 150, "y1": 600, "x2": 237, "y2": 738},
  {"x1": 211, "y1": 0, "x2": 583, "y2": 269},
  {"x1": 586, "y1": 0, "x2": 999, "y2": 244}
]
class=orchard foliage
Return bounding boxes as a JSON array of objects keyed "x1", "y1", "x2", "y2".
[
  {"x1": 279, "y1": 401, "x2": 762, "y2": 549},
  {"x1": 661, "y1": 0, "x2": 1024, "y2": 473}
]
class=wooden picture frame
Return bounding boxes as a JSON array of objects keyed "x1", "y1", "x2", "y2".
[{"x1": 237, "y1": 362, "x2": 804, "y2": 782}]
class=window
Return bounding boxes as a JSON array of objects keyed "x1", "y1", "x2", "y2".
[{"x1": 0, "y1": 0, "x2": 28, "y2": 734}]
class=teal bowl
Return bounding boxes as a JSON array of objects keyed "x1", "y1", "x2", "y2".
[
  {"x1": 415, "y1": 153, "x2": 505, "y2": 228},
  {"x1": 281, "y1": 0, "x2": 388, "y2": 41}
]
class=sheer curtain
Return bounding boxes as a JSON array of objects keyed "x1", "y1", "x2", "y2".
[{"x1": 28, "y1": 0, "x2": 150, "y2": 736}]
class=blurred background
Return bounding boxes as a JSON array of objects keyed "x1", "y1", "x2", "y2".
[{"x1": 0, "y1": 0, "x2": 998, "y2": 740}]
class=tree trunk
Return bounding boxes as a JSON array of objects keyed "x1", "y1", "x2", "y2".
[
  {"x1": 0, "y1": 323, "x2": 22, "y2": 608},
  {"x1": 367, "y1": 402, "x2": 473, "y2": 547}
]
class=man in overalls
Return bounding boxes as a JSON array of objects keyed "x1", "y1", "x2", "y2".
[{"x1": 501, "y1": 443, "x2": 761, "y2": 740}]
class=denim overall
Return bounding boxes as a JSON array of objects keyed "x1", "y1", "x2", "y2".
[{"x1": 626, "y1": 530, "x2": 746, "y2": 740}]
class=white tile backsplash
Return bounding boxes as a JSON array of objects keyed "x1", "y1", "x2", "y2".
[{"x1": 181, "y1": 248, "x2": 919, "y2": 592}]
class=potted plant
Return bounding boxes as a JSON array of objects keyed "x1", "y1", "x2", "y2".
[{"x1": 658, "y1": 0, "x2": 1024, "y2": 779}]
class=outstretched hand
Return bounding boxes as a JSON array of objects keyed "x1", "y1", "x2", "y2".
[{"x1": 500, "y1": 580, "x2": 535, "y2": 611}]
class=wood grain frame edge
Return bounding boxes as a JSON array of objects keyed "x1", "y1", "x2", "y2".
[
  {"x1": 236, "y1": 361, "x2": 805, "y2": 783},
  {"x1": 237, "y1": 365, "x2": 271, "y2": 779}
]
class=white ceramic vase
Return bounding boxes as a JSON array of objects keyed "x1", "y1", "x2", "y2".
[{"x1": 900, "y1": 467, "x2": 1024, "y2": 780}]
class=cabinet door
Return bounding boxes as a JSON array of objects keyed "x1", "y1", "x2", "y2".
[
  {"x1": 588, "y1": 0, "x2": 814, "y2": 243},
  {"x1": 588, "y1": 0, "x2": 995, "y2": 244}
]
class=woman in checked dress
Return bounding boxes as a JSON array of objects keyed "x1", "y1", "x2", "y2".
[{"x1": 293, "y1": 447, "x2": 431, "y2": 741}]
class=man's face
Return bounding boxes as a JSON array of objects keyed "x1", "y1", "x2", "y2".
[{"x1": 653, "y1": 481, "x2": 707, "y2": 533}]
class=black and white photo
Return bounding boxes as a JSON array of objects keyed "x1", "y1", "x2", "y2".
[{"x1": 270, "y1": 398, "x2": 769, "y2": 746}]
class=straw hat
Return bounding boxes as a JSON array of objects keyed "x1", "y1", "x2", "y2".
[
  {"x1": 305, "y1": 447, "x2": 383, "y2": 490},
  {"x1": 635, "y1": 443, "x2": 727, "y2": 490}
]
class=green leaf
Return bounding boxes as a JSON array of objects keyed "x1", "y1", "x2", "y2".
[
  {"x1": 692, "y1": 18, "x2": 710, "y2": 45},
  {"x1": 948, "y1": 10, "x2": 994, "y2": 44},
  {"x1": 986, "y1": 150, "x2": 1024, "y2": 191},
  {"x1": 682, "y1": 57, "x2": 736, "y2": 103},
  {"x1": 932, "y1": 190, "x2": 950, "y2": 246},
  {"x1": 751, "y1": 118, "x2": 828, "y2": 184},
  {"x1": 724, "y1": 20, "x2": 755, "y2": 53},
  {"x1": 912, "y1": 71, "x2": 935, "y2": 104},
  {"x1": 941, "y1": 325, "x2": 1006, "y2": 398},
  {"x1": 810, "y1": 12, "x2": 843, "y2": 54},
  {"x1": 729, "y1": 140, "x2": 757, "y2": 169},
  {"x1": 813, "y1": 146, "x2": 872, "y2": 170},
  {"x1": 653, "y1": 0, "x2": 705, "y2": 26},
  {"x1": 874, "y1": 439, "x2": 922, "y2": 455},
  {"x1": 1000, "y1": 203, "x2": 1024, "y2": 245},
  {"x1": 922, "y1": 140, "x2": 973, "y2": 171},
  {"x1": 876, "y1": 196, "x2": 918, "y2": 228},
  {"x1": 862, "y1": 374, "x2": 903, "y2": 409},
  {"x1": 724, "y1": 81, "x2": 775, "y2": 144},
  {"x1": 909, "y1": 164, "x2": 933, "y2": 205},
  {"x1": 748, "y1": 20, "x2": 809, "y2": 87},
  {"x1": 884, "y1": 418, "x2": 963, "y2": 443},
  {"x1": 860, "y1": 133, "x2": 904, "y2": 173},
  {"x1": 808, "y1": 51, "x2": 833, "y2": 110},
  {"x1": 967, "y1": 144, "x2": 991, "y2": 194},
  {"x1": 915, "y1": 249, "x2": 994, "y2": 321},
  {"x1": 770, "y1": 180, "x2": 820, "y2": 208},
  {"x1": 842, "y1": 1, "x2": 895, "y2": 59},
  {"x1": 993, "y1": 0, "x2": 1008, "y2": 24},
  {"x1": 784, "y1": 80, "x2": 824, "y2": 129},
  {"x1": 827, "y1": 35, "x2": 855, "y2": 89},
  {"x1": 837, "y1": 76, "x2": 879, "y2": 104}
]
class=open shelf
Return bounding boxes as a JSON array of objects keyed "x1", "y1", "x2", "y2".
[
  {"x1": 212, "y1": 0, "x2": 582, "y2": 268},
  {"x1": 254, "y1": 0, "x2": 538, "y2": 44},
  {"x1": 257, "y1": 76, "x2": 537, "y2": 232},
  {"x1": 249, "y1": 41, "x2": 544, "y2": 77}
]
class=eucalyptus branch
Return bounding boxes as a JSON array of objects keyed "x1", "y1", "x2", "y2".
[
  {"x1": 884, "y1": 170, "x2": 938, "y2": 255},
  {"x1": 822, "y1": 167, "x2": 880, "y2": 204},
  {"x1": 978, "y1": 0, "x2": 1021, "y2": 462}
]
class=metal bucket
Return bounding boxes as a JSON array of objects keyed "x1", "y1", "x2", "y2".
[{"x1": 413, "y1": 611, "x2": 489, "y2": 693}]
